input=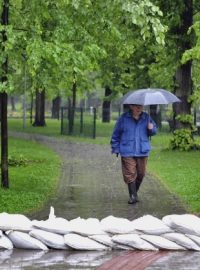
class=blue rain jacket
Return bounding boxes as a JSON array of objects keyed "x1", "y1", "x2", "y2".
[{"x1": 111, "y1": 111, "x2": 157, "y2": 157}]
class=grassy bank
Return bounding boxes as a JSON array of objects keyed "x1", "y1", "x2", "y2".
[
  {"x1": 0, "y1": 136, "x2": 61, "y2": 215},
  {"x1": 7, "y1": 118, "x2": 200, "y2": 214},
  {"x1": 148, "y1": 133, "x2": 200, "y2": 213}
]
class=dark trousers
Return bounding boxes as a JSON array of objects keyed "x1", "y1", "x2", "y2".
[{"x1": 121, "y1": 157, "x2": 148, "y2": 187}]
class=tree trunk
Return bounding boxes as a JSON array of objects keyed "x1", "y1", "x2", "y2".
[
  {"x1": 0, "y1": 93, "x2": 9, "y2": 188},
  {"x1": 10, "y1": 96, "x2": 16, "y2": 111},
  {"x1": 68, "y1": 80, "x2": 77, "y2": 134},
  {"x1": 30, "y1": 92, "x2": 33, "y2": 124},
  {"x1": 173, "y1": 0, "x2": 193, "y2": 129},
  {"x1": 1, "y1": 0, "x2": 9, "y2": 188},
  {"x1": 52, "y1": 96, "x2": 61, "y2": 119},
  {"x1": 33, "y1": 89, "x2": 46, "y2": 126},
  {"x1": 173, "y1": 62, "x2": 192, "y2": 129},
  {"x1": 102, "y1": 86, "x2": 112, "y2": 123}
]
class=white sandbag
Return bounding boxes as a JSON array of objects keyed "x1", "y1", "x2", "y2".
[
  {"x1": 64, "y1": 233, "x2": 110, "y2": 251},
  {"x1": 6, "y1": 231, "x2": 48, "y2": 250},
  {"x1": 112, "y1": 234, "x2": 158, "y2": 251},
  {"x1": 114, "y1": 244, "x2": 134, "y2": 250},
  {"x1": 48, "y1": 206, "x2": 56, "y2": 220},
  {"x1": 89, "y1": 234, "x2": 117, "y2": 248},
  {"x1": 162, "y1": 233, "x2": 200, "y2": 251},
  {"x1": 0, "y1": 234, "x2": 13, "y2": 250},
  {"x1": 140, "y1": 234, "x2": 185, "y2": 250},
  {"x1": 89, "y1": 234, "x2": 133, "y2": 250},
  {"x1": 186, "y1": 234, "x2": 200, "y2": 246},
  {"x1": 0, "y1": 213, "x2": 33, "y2": 232},
  {"x1": 32, "y1": 206, "x2": 71, "y2": 235},
  {"x1": 69, "y1": 217, "x2": 106, "y2": 236},
  {"x1": 100, "y1": 216, "x2": 135, "y2": 234},
  {"x1": 131, "y1": 215, "x2": 173, "y2": 235},
  {"x1": 32, "y1": 218, "x2": 71, "y2": 235},
  {"x1": 30, "y1": 229, "x2": 69, "y2": 250},
  {"x1": 162, "y1": 214, "x2": 200, "y2": 236}
]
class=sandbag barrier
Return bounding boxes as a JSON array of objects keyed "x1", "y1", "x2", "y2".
[{"x1": 0, "y1": 207, "x2": 200, "y2": 251}]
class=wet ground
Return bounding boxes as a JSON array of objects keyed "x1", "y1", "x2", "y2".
[{"x1": 3, "y1": 132, "x2": 199, "y2": 270}]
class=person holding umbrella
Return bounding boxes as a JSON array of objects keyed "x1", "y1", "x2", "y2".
[
  {"x1": 111, "y1": 88, "x2": 180, "y2": 204},
  {"x1": 110, "y1": 104, "x2": 157, "y2": 204}
]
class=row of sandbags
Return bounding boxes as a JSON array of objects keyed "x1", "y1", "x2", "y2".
[{"x1": 0, "y1": 207, "x2": 200, "y2": 251}]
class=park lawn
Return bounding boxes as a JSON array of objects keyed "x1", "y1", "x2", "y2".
[
  {"x1": 0, "y1": 137, "x2": 61, "y2": 215},
  {"x1": 7, "y1": 118, "x2": 200, "y2": 214},
  {"x1": 148, "y1": 133, "x2": 200, "y2": 213}
]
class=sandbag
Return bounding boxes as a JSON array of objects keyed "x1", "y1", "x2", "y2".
[
  {"x1": 131, "y1": 215, "x2": 173, "y2": 235},
  {"x1": 186, "y1": 234, "x2": 200, "y2": 246},
  {"x1": 162, "y1": 214, "x2": 200, "y2": 236},
  {"x1": 100, "y1": 216, "x2": 135, "y2": 234},
  {"x1": 6, "y1": 231, "x2": 48, "y2": 250},
  {"x1": 112, "y1": 234, "x2": 158, "y2": 251},
  {"x1": 162, "y1": 233, "x2": 200, "y2": 251},
  {"x1": 140, "y1": 234, "x2": 185, "y2": 250},
  {"x1": 69, "y1": 217, "x2": 106, "y2": 236},
  {"x1": 0, "y1": 213, "x2": 33, "y2": 232},
  {"x1": 64, "y1": 233, "x2": 110, "y2": 251},
  {"x1": 89, "y1": 234, "x2": 117, "y2": 248},
  {"x1": 0, "y1": 234, "x2": 13, "y2": 250},
  {"x1": 32, "y1": 206, "x2": 71, "y2": 235},
  {"x1": 32, "y1": 218, "x2": 71, "y2": 235},
  {"x1": 30, "y1": 229, "x2": 69, "y2": 250}
]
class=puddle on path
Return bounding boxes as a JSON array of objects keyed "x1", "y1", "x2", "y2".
[{"x1": 0, "y1": 249, "x2": 121, "y2": 270}]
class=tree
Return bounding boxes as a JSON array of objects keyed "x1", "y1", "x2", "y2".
[
  {"x1": 33, "y1": 89, "x2": 46, "y2": 126},
  {"x1": 0, "y1": 0, "x2": 167, "y2": 188},
  {"x1": 153, "y1": 0, "x2": 196, "y2": 150},
  {"x1": 1, "y1": 0, "x2": 9, "y2": 188},
  {"x1": 52, "y1": 95, "x2": 61, "y2": 120}
]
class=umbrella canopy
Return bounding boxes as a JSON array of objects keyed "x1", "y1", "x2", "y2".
[{"x1": 122, "y1": 88, "x2": 181, "y2": 105}]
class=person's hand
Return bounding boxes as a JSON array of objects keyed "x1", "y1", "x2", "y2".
[{"x1": 148, "y1": 122, "x2": 153, "y2": 130}]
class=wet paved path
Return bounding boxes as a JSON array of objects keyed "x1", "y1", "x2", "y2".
[
  {"x1": 10, "y1": 133, "x2": 186, "y2": 221},
  {"x1": 4, "y1": 132, "x2": 199, "y2": 270}
]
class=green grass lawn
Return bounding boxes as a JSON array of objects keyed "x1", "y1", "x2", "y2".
[
  {"x1": 0, "y1": 136, "x2": 61, "y2": 215},
  {"x1": 7, "y1": 118, "x2": 200, "y2": 214},
  {"x1": 148, "y1": 133, "x2": 200, "y2": 213}
]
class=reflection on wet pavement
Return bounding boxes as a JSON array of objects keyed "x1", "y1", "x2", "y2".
[
  {"x1": 146, "y1": 251, "x2": 200, "y2": 270},
  {"x1": 0, "y1": 249, "x2": 121, "y2": 270},
  {"x1": 1, "y1": 250, "x2": 200, "y2": 270}
]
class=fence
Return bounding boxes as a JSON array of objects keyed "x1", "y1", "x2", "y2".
[
  {"x1": 60, "y1": 105, "x2": 200, "y2": 139},
  {"x1": 60, "y1": 107, "x2": 97, "y2": 138}
]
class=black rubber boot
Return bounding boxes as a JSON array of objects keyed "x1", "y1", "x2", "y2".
[
  {"x1": 136, "y1": 181, "x2": 141, "y2": 192},
  {"x1": 128, "y1": 182, "x2": 138, "y2": 204}
]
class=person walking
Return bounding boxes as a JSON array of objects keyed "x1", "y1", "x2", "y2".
[{"x1": 111, "y1": 104, "x2": 157, "y2": 204}]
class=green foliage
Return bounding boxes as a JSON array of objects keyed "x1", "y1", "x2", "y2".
[
  {"x1": 175, "y1": 114, "x2": 193, "y2": 125},
  {"x1": 0, "y1": 0, "x2": 167, "y2": 100},
  {"x1": 8, "y1": 154, "x2": 29, "y2": 167},
  {"x1": 169, "y1": 113, "x2": 199, "y2": 151},
  {"x1": 188, "y1": 90, "x2": 200, "y2": 106},
  {"x1": 169, "y1": 129, "x2": 200, "y2": 151}
]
